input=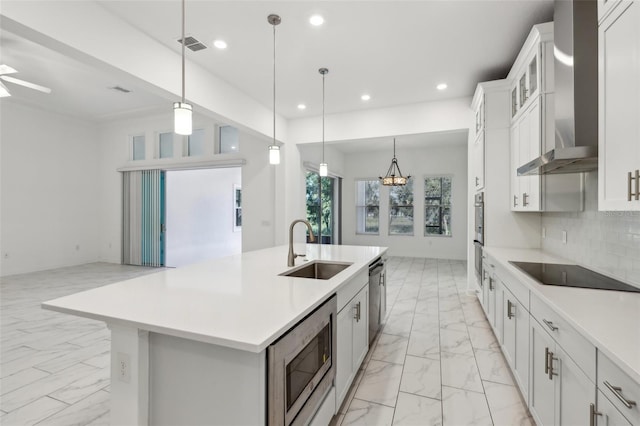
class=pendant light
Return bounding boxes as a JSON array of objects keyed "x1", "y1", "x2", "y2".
[
  {"x1": 268, "y1": 14, "x2": 281, "y2": 165},
  {"x1": 174, "y1": 0, "x2": 192, "y2": 135},
  {"x1": 318, "y1": 68, "x2": 329, "y2": 177},
  {"x1": 380, "y1": 138, "x2": 411, "y2": 186}
]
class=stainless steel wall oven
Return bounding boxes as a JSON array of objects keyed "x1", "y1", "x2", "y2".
[{"x1": 268, "y1": 295, "x2": 337, "y2": 426}]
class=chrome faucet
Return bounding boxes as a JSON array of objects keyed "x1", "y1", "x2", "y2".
[{"x1": 288, "y1": 219, "x2": 315, "y2": 266}]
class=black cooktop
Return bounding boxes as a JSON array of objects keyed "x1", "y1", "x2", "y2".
[{"x1": 508, "y1": 261, "x2": 640, "y2": 293}]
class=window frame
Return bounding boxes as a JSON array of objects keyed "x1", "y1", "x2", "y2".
[
  {"x1": 423, "y1": 175, "x2": 453, "y2": 237},
  {"x1": 355, "y1": 179, "x2": 380, "y2": 235},
  {"x1": 388, "y1": 178, "x2": 414, "y2": 236}
]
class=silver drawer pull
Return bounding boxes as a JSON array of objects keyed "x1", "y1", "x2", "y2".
[
  {"x1": 636, "y1": 169, "x2": 640, "y2": 200},
  {"x1": 507, "y1": 300, "x2": 515, "y2": 319},
  {"x1": 513, "y1": 195, "x2": 518, "y2": 207},
  {"x1": 543, "y1": 319, "x2": 558, "y2": 332},
  {"x1": 604, "y1": 381, "x2": 637, "y2": 409}
]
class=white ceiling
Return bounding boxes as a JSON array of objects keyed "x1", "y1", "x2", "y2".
[
  {"x1": 1, "y1": 1, "x2": 554, "y2": 125},
  {"x1": 98, "y1": 0, "x2": 554, "y2": 118},
  {"x1": 0, "y1": 30, "x2": 169, "y2": 121}
]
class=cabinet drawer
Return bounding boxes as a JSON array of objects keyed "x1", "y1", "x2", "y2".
[
  {"x1": 337, "y1": 269, "x2": 368, "y2": 312},
  {"x1": 598, "y1": 351, "x2": 640, "y2": 425},
  {"x1": 530, "y1": 294, "x2": 596, "y2": 382},
  {"x1": 496, "y1": 267, "x2": 529, "y2": 310}
]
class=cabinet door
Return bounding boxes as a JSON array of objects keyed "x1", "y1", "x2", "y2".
[
  {"x1": 597, "y1": 390, "x2": 633, "y2": 426},
  {"x1": 335, "y1": 305, "x2": 354, "y2": 407},
  {"x1": 530, "y1": 319, "x2": 557, "y2": 426},
  {"x1": 528, "y1": 52, "x2": 539, "y2": 100},
  {"x1": 557, "y1": 346, "x2": 595, "y2": 426},
  {"x1": 473, "y1": 132, "x2": 485, "y2": 191},
  {"x1": 525, "y1": 99, "x2": 542, "y2": 211},
  {"x1": 502, "y1": 289, "x2": 517, "y2": 367},
  {"x1": 486, "y1": 275, "x2": 496, "y2": 328},
  {"x1": 511, "y1": 124, "x2": 522, "y2": 211},
  {"x1": 598, "y1": 1, "x2": 640, "y2": 211},
  {"x1": 513, "y1": 296, "x2": 530, "y2": 399},
  {"x1": 518, "y1": 107, "x2": 532, "y2": 209},
  {"x1": 352, "y1": 286, "x2": 369, "y2": 372}
]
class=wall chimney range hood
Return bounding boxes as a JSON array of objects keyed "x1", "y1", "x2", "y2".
[{"x1": 518, "y1": 0, "x2": 598, "y2": 176}]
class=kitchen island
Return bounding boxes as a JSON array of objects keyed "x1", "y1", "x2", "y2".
[{"x1": 42, "y1": 243, "x2": 387, "y2": 425}]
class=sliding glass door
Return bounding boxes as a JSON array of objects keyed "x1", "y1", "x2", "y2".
[{"x1": 305, "y1": 171, "x2": 341, "y2": 244}]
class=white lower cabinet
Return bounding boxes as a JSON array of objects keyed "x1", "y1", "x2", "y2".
[
  {"x1": 501, "y1": 284, "x2": 529, "y2": 398},
  {"x1": 335, "y1": 284, "x2": 368, "y2": 411},
  {"x1": 529, "y1": 318, "x2": 595, "y2": 426}
]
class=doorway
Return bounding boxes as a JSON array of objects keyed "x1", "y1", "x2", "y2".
[{"x1": 305, "y1": 171, "x2": 342, "y2": 244}]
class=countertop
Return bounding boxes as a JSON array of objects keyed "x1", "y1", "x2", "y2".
[
  {"x1": 42, "y1": 244, "x2": 387, "y2": 353},
  {"x1": 484, "y1": 247, "x2": 640, "y2": 385}
]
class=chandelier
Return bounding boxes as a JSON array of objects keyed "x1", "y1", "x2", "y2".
[{"x1": 380, "y1": 138, "x2": 410, "y2": 186}]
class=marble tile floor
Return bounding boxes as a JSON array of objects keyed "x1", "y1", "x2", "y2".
[
  {"x1": 0, "y1": 263, "x2": 161, "y2": 426},
  {"x1": 332, "y1": 257, "x2": 534, "y2": 426},
  {"x1": 0, "y1": 258, "x2": 532, "y2": 426}
]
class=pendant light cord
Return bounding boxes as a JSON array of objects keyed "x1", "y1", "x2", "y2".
[
  {"x1": 273, "y1": 21, "x2": 276, "y2": 146},
  {"x1": 322, "y1": 72, "x2": 325, "y2": 163},
  {"x1": 181, "y1": 0, "x2": 185, "y2": 103}
]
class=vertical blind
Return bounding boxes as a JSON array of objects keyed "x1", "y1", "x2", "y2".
[{"x1": 122, "y1": 170, "x2": 164, "y2": 266}]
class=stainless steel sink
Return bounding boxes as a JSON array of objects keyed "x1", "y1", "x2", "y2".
[{"x1": 280, "y1": 261, "x2": 352, "y2": 280}]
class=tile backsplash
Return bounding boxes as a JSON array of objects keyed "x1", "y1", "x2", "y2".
[{"x1": 542, "y1": 173, "x2": 640, "y2": 286}]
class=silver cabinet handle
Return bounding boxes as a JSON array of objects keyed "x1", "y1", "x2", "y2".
[
  {"x1": 489, "y1": 278, "x2": 494, "y2": 291},
  {"x1": 604, "y1": 381, "x2": 637, "y2": 409},
  {"x1": 507, "y1": 300, "x2": 515, "y2": 319},
  {"x1": 635, "y1": 169, "x2": 640, "y2": 200},
  {"x1": 544, "y1": 347, "x2": 550, "y2": 375},
  {"x1": 523, "y1": 192, "x2": 529, "y2": 207},
  {"x1": 513, "y1": 195, "x2": 518, "y2": 207},
  {"x1": 546, "y1": 348, "x2": 558, "y2": 380},
  {"x1": 543, "y1": 319, "x2": 558, "y2": 331},
  {"x1": 629, "y1": 171, "x2": 633, "y2": 202},
  {"x1": 589, "y1": 403, "x2": 602, "y2": 426},
  {"x1": 353, "y1": 302, "x2": 360, "y2": 321}
]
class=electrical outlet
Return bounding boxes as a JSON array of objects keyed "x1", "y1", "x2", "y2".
[
  {"x1": 562, "y1": 231, "x2": 567, "y2": 244},
  {"x1": 542, "y1": 227, "x2": 546, "y2": 239},
  {"x1": 117, "y1": 352, "x2": 131, "y2": 383}
]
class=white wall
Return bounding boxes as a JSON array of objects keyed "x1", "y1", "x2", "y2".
[
  {"x1": 288, "y1": 98, "x2": 472, "y2": 145},
  {"x1": 342, "y1": 141, "x2": 468, "y2": 259},
  {"x1": 166, "y1": 168, "x2": 242, "y2": 267},
  {"x1": 239, "y1": 132, "x2": 276, "y2": 252},
  {"x1": 0, "y1": 101, "x2": 100, "y2": 276}
]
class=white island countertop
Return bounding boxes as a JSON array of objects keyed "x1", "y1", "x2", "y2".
[
  {"x1": 42, "y1": 244, "x2": 387, "y2": 353},
  {"x1": 484, "y1": 247, "x2": 640, "y2": 385}
]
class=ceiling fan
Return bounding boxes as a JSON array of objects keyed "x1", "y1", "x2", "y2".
[{"x1": 0, "y1": 64, "x2": 52, "y2": 97}]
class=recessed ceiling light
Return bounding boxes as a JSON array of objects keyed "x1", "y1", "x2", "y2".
[
  {"x1": 297, "y1": 104, "x2": 307, "y2": 110},
  {"x1": 361, "y1": 94, "x2": 371, "y2": 101},
  {"x1": 213, "y1": 40, "x2": 228, "y2": 49},
  {"x1": 437, "y1": 83, "x2": 448, "y2": 91},
  {"x1": 309, "y1": 15, "x2": 324, "y2": 26}
]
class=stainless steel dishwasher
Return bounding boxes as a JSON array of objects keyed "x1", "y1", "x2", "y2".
[{"x1": 368, "y1": 257, "x2": 386, "y2": 344}]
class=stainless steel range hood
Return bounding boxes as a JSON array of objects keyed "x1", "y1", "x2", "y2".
[{"x1": 518, "y1": 0, "x2": 598, "y2": 176}]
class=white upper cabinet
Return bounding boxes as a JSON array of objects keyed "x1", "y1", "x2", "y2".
[
  {"x1": 510, "y1": 23, "x2": 553, "y2": 123},
  {"x1": 598, "y1": 0, "x2": 640, "y2": 211}
]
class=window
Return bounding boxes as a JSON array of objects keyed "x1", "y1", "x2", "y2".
[
  {"x1": 389, "y1": 178, "x2": 414, "y2": 235},
  {"x1": 159, "y1": 132, "x2": 173, "y2": 159},
  {"x1": 424, "y1": 176, "x2": 452, "y2": 236},
  {"x1": 219, "y1": 125, "x2": 239, "y2": 154},
  {"x1": 188, "y1": 128, "x2": 206, "y2": 156},
  {"x1": 355, "y1": 180, "x2": 379, "y2": 234},
  {"x1": 132, "y1": 135, "x2": 145, "y2": 161}
]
